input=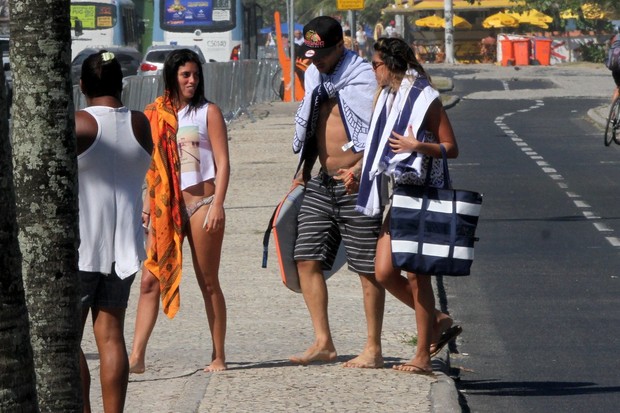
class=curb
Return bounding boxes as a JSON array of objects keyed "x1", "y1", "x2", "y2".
[
  {"x1": 430, "y1": 349, "x2": 461, "y2": 413},
  {"x1": 588, "y1": 104, "x2": 609, "y2": 129}
]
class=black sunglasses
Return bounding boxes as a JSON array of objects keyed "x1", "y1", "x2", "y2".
[{"x1": 371, "y1": 61, "x2": 384, "y2": 70}]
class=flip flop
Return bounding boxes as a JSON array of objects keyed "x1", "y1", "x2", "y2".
[
  {"x1": 430, "y1": 325, "x2": 463, "y2": 358},
  {"x1": 393, "y1": 363, "x2": 434, "y2": 375}
]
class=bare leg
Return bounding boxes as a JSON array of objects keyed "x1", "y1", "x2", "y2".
[
  {"x1": 343, "y1": 274, "x2": 385, "y2": 368},
  {"x1": 614, "y1": 87, "x2": 620, "y2": 102},
  {"x1": 92, "y1": 307, "x2": 129, "y2": 413},
  {"x1": 289, "y1": 260, "x2": 337, "y2": 365},
  {"x1": 187, "y1": 205, "x2": 227, "y2": 372},
  {"x1": 374, "y1": 221, "x2": 453, "y2": 345},
  {"x1": 394, "y1": 273, "x2": 434, "y2": 373},
  {"x1": 128, "y1": 267, "x2": 159, "y2": 374}
]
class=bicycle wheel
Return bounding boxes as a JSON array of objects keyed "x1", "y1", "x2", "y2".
[{"x1": 604, "y1": 98, "x2": 620, "y2": 146}]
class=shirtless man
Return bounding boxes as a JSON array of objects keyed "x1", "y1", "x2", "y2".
[{"x1": 290, "y1": 16, "x2": 385, "y2": 368}]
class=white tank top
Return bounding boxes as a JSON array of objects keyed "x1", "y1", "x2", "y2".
[
  {"x1": 177, "y1": 103, "x2": 216, "y2": 190},
  {"x1": 77, "y1": 106, "x2": 151, "y2": 279}
]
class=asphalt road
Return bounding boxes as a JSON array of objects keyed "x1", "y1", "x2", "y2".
[{"x1": 430, "y1": 73, "x2": 620, "y2": 412}]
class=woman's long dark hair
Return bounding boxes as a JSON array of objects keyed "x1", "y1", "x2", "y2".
[
  {"x1": 163, "y1": 49, "x2": 207, "y2": 111},
  {"x1": 373, "y1": 37, "x2": 430, "y2": 82}
]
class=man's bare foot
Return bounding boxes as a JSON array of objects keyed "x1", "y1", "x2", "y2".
[
  {"x1": 342, "y1": 352, "x2": 384, "y2": 368},
  {"x1": 204, "y1": 358, "x2": 227, "y2": 372},
  {"x1": 289, "y1": 346, "x2": 337, "y2": 365},
  {"x1": 129, "y1": 360, "x2": 145, "y2": 374}
]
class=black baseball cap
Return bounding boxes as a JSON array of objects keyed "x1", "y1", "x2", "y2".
[{"x1": 302, "y1": 16, "x2": 343, "y2": 59}]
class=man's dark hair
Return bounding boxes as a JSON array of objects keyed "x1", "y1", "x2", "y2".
[{"x1": 81, "y1": 50, "x2": 123, "y2": 98}]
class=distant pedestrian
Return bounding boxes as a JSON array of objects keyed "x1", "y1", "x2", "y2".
[
  {"x1": 373, "y1": 21, "x2": 384, "y2": 40},
  {"x1": 294, "y1": 29, "x2": 304, "y2": 46},
  {"x1": 356, "y1": 24, "x2": 367, "y2": 57},
  {"x1": 75, "y1": 50, "x2": 152, "y2": 412},
  {"x1": 129, "y1": 48, "x2": 230, "y2": 374},
  {"x1": 385, "y1": 20, "x2": 396, "y2": 37}
]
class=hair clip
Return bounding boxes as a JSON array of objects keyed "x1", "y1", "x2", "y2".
[{"x1": 101, "y1": 52, "x2": 115, "y2": 63}]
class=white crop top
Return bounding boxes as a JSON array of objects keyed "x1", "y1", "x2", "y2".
[
  {"x1": 177, "y1": 103, "x2": 216, "y2": 190},
  {"x1": 77, "y1": 106, "x2": 151, "y2": 279}
]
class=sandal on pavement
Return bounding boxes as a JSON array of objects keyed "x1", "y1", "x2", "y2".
[
  {"x1": 393, "y1": 363, "x2": 434, "y2": 375},
  {"x1": 430, "y1": 325, "x2": 463, "y2": 358}
]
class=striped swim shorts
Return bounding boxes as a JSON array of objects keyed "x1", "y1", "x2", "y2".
[{"x1": 294, "y1": 172, "x2": 382, "y2": 275}]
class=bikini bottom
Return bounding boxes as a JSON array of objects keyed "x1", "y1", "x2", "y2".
[{"x1": 182, "y1": 195, "x2": 214, "y2": 227}]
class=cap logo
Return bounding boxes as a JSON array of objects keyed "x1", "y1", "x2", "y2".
[{"x1": 304, "y1": 30, "x2": 325, "y2": 49}]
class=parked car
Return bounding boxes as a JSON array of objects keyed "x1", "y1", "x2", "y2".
[
  {"x1": 71, "y1": 46, "x2": 143, "y2": 85},
  {"x1": 137, "y1": 44, "x2": 207, "y2": 77}
]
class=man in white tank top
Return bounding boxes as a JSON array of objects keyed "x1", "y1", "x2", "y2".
[{"x1": 75, "y1": 50, "x2": 152, "y2": 413}]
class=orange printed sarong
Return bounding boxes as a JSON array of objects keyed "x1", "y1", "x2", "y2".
[{"x1": 144, "y1": 95, "x2": 184, "y2": 318}]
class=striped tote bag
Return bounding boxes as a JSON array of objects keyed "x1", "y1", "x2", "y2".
[{"x1": 390, "y1": 147, "x2": 482, "y2": 276}]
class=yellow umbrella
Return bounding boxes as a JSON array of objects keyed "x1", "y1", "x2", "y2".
[
  {"x1": 582, "y1": 3, "x2": 607, "y2": 19},
  {"x1": 482, "y1": 12, "x2": 520, "y2": 29},
  {"x1": 560, "y1": 9, "x2": 579, "y2": 19},
  {"x1": 509, "y1": 9, "x2": 553, "y2": 29},
  {"x1": 415, "y1": 14, "x2": 472, "y2": 29},
  {"x1": 561, "y1": 4, "x2": 609, "y2": 20},
  {"x1": 415, "y1": 14, "x2": 445, "y2": 29},
  {"x1": 453, "y1": 15, "x2": 473, "y2": 29}
]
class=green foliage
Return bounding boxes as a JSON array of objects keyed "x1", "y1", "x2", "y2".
[
  {"x1": 577, "y1": 41, "x2": 607, "y2": 63},
  {"x1": 401, "y1": 333, "x2": 418, "y2": 348}
]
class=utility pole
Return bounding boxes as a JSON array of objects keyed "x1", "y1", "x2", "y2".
[{"x1": 444, "y1": 0, "x2": 455, "y2": 64}]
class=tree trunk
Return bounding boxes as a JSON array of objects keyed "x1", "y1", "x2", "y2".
[
  {"x1": 9, "y1": 0, "x2": 82, "y2": 411},
  {"x1": 0, "y1": 46, "x2": 39, "y2": 412}
]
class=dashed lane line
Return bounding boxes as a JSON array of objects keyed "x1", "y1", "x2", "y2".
[{"x1": 494, "y1": 98, "x2": 617, "y2": 247}]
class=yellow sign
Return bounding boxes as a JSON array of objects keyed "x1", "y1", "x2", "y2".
[
  {"x1": 70, "y1": 5, "x2": 96, "y2": 29},
  {"x1": 336, "y1": 0, "x2": 364, "y2": 10}
]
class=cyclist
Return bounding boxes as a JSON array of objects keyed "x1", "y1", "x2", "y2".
[{"x1": 608, "y1": 28, "x2": 620, "y2": 101}]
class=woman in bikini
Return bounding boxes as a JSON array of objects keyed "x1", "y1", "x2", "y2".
[{"x1": 129, "y1": 48, "x2": 230, "y2": 373}]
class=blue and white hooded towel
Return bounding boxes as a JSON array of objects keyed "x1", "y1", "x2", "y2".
[{"x1": 356, "y1": 71, "x2": 440, "y2": 217}]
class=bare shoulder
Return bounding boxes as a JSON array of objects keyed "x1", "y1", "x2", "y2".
[
  {"x1": 207, "y1": 102, "x2": 225, "y2": 122},
  {"x1": 131, "y1": 110, "x2": 153, "y2": 154},
  {"x1": 75, "y1": 110, "x2": 98, "y2": 155}
]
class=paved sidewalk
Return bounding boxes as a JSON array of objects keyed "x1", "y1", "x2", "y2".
[
  {"x1": 81, "y1": 62, "x2": 614, "y2": 412},
  {"x1": 82, "y1": 101, "x2": 459, "y2": 413}
]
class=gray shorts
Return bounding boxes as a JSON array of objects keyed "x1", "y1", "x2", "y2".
[
  {"x1": 79, "y1": 267, "x2": 136, "y2": 309},
  {"x1": 294, "y1": 172, "x2": 382, "y2": 275}
]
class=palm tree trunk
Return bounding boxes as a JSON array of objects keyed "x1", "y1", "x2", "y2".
[
  {"x1": 0, "y1": 50, "x2": 38, "y2": 413},
  {"x1": 9, "y1": 0, "x2": 82, "y2": 410}
]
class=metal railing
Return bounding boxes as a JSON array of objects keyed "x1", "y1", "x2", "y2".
[{"x1": 73, "y1": 59, "x2": 282, "y2": 122}]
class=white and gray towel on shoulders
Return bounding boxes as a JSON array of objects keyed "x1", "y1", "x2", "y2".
[
  {"x1": 356, "y1": 71, "x2": 440, "y2": 217},
  {"x1": 293, "y1": 49, "x2": 377, "y2": 155}
]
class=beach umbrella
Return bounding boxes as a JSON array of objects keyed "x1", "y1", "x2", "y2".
[
  {"x1": 415, "y1": 14, "x2": 472, "y2": 29},
  {"x1": 453, "y1": 15, "x2": 473, "y2": 29},
  {"x1": 509, "y1": 9, "x2": 553, "y2": 28},
  {"x1": 561, "y1": 4, "x2": 609, "y2": 20},
  {"x1": 582, "y1": 3, "x2": 608, "y2": 19},
  {"x1": 559, "y1": 10, "x2": 579, "y2": 19},
  {"x1": 482, "y1": 12, "x2": 520, "y2": 29},
  {"x1": 415, "y1": 14, "x2": 445, "y2": 29}
]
